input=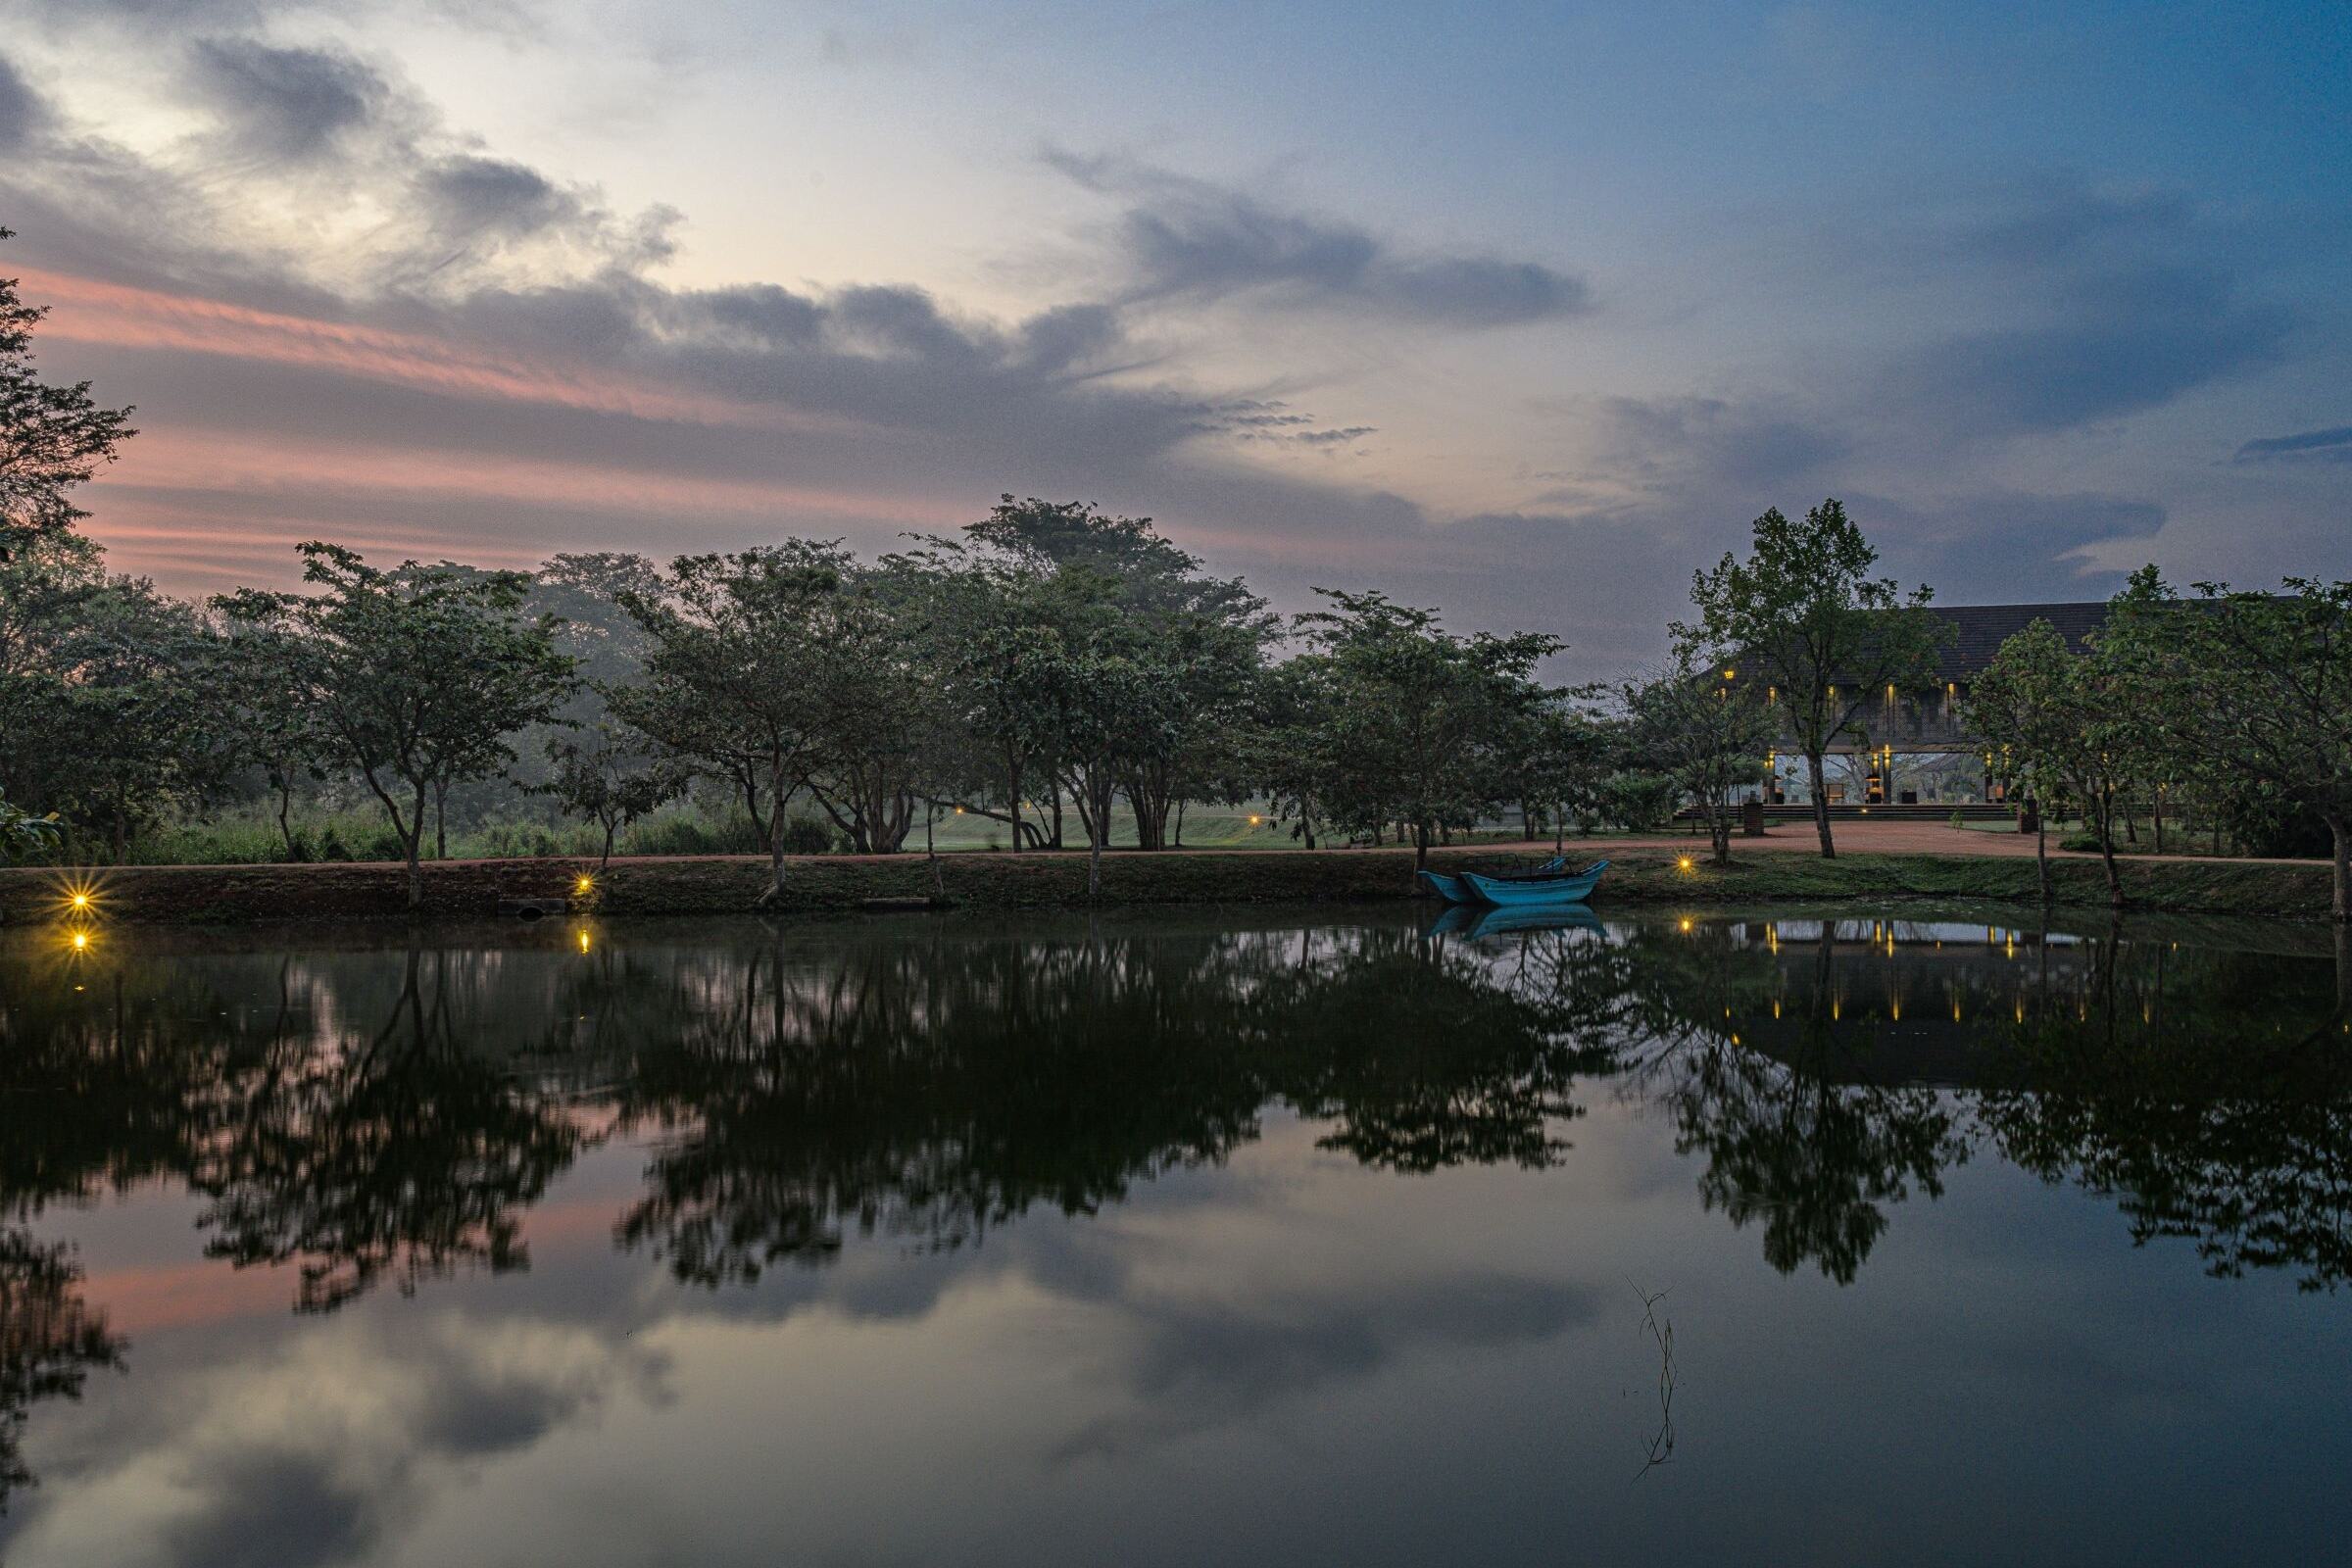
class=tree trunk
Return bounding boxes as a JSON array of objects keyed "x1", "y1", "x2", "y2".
[
  {"x1": 600, "y1": 820, "x2": 616, "y2": 869},
  {"x1": 1807, "y1": 750, "x2": 1836, "y2": 858},
  {"x1": 1710, "y1": 807, "x2": 1731, "y2": 865},
  {"x1": 1007, "y1": 764, "x2": 1021, "y2": 857},
  {"x1": 433, "y1": 778, "x2": 448, "y2": 860},
  {"x1": 2153, "y1": 789, "x2": 2165, "y2": 856},
  {"x1": 1174, "y1": 799, "x2": 1186, "y2": 848},
  {"x1": 277, "y1": 783, "x2": 296, "y2": 858},
  {"x1": 760, "y1": 760, "x2": 791, "y2": 905},
  {"x1": 1412, "y1": 819, "x2": 1430, "y2": 873},
  {"x1": 1086, "y1": 776, "x2": 1110, "y2": 901}
]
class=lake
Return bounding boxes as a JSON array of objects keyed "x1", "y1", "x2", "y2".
[{"x1": 1, "y1": 904, "x2": 2347, "y2": 1566}]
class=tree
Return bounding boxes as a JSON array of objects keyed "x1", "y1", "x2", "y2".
[
  {"x1": 1627, "y1": 658, "x2": 1776, "y2": 866},
  {"x1": 543, "y1": 723, "x2": 689, "y2": 867},
  {"x1": 611, "y1": 546, "x2": 840, "y2": 903},
  {"x1": 1965, "y1": 618, "x2": 2138, "y2": 906},
  {"x1": 220, "y1": 545, "x2": 575, "y2": 907},
  {"x1": 1298, "y1": 589, "x2": 1560, "y2": 871},
  {"x1": 214, "y1": 609, "x2": 335, "y2": 856},
  {"x1": 1681, "y1": 500, "x2": 1950, "y2": 857},
  {"x1": 2104, "y1": 569, "x2": 2352, "y2": 921},
  {"x1": 0, "y1": 229, "x2": 135, "y2": 564},
  {"x1": 0, "y1": 532, "x2": 229, "y2": 858}
]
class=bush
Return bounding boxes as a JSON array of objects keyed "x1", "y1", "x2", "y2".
[{"x1": 778, "y1": 816, "x2": 838, "y2": 856}]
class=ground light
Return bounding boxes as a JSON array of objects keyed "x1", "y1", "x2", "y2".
[
  {"x1": 1676, "y1": 856, "x2": 1694, "y2": 872},
  {"x1": 575, "y1": 874, "x2": 595, "y2": 894}
]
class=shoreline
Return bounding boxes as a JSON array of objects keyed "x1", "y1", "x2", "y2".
[{"x1": 1, "y1": 844, "x2": 2331, "y2": 925}]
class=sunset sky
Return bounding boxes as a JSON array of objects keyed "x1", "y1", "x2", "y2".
[{"x1": 3, "y1": 0, "x2": 2345, "y2": 670}]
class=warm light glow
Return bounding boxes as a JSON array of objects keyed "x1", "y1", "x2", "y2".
[
  {"x1": 575, "y1": 874, "x2": 595, "y2": 894},
  {"x1": 1676, "y1": 856, "x2": 1693, "y2": 871},
  {"x1": 576, "y1": 927, "x2": 592, "y2": 954},
  {"x1": 71, "y1": 931, "x2": 88, "y2": 951},
  {"x1": 1678, "y1": 917, "x2": 1692, "y2": 932},
  {"x1": 71, "y1": 892, "x2": 89, "y2": 909},
  {"x1": 954, "y1": 807, "x2": 964, "y2": 814},
  {"x1": 1722, "y1": 668, "x2": 1736, "y2": 679},
  {"x1": 1249, "y1": 814, "x2": 1261, "y2": 825}
]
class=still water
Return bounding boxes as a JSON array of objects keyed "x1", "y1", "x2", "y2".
[{"x1": 1, "y1": 904, "x2": 2347, "y2": 1567}]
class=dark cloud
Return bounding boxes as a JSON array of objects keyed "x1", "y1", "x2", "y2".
[
  {"x1": 184, "y1": 37, "x2": 386, "y2": 162},
  {"x1": 1592, "y1": 395, "x2": 1850, "y2": 489},
  {"x1": 1883, "y1": 264, "x2": 2290, "y2": 437},
  {"x1": 2233, "y1": 423, "x2": 2352, "y2": 464},
  {"x1": 1048, "y1": 148, "x2": 1592, "y2": 329},
  {"x1": 417, "y1": 154, "x2": 584, "y2": 244},
  {"x1": 0, "y1": 53, "x2": 47, "y2": 150}
]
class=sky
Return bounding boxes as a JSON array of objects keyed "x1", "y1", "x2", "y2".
[{"x1": 1, "y1": 0, "x2": 2346, "y2": 672}]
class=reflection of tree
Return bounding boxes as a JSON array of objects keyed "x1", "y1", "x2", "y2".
[
  {"x1": 0, "y1": 1230, "x2": 122, "y2": 1514},
  {"x1": 1666, "y1": 1043, "x2": 1964, "y2": 1283},
  {"x1": 1255, "y1": 931, "x2": 1623, "y2": 1171},
  {"x1": 604, "y1": 921, "x2": 1628, "y2": 1285},
  {"x1": 189, "y1": 946, "x2": 592, "y2": 1312},
  {"x1": 1980, "y1": 935, "x2": 2352, "y2": 1292}
]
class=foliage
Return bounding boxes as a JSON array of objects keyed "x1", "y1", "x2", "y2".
[
  {"x1": 541, "y1": 722, "x2": 689, "y2": 867},
  {"x1": 1298, "y1": 587, "x2": 1561, "y2": 868},
  {"x1": 218, "y1": 544, "x2": 576, "y2": 906},
  {"x1": 1626, "y1": 656, "x2": 1775, "y2": 864},
  {"x1": 2103, "y1": 567, "x2": 2352, "y2": 919},
  {"x1": 1967, "y1": 617, "x2": 2138, "y2": 906},
  {"x1": 1680, "y1": 499, "x2": 1950, "y2": 857},
  {"x1": 0, "y1": 229, "x2": 135, "y2": 564}
]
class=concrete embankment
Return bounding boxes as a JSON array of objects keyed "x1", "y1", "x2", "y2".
[{"x1": 0, "y1": 845, "x2": 2332, "y2": 924}]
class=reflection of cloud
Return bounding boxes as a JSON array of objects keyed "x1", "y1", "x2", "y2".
[
  {"x1": 12, "y1": 1315, "x2": 667, "y2": 1568},
  {"x1": 1054, "y1": 1271, "x2": 1593, "y2": 1459}
]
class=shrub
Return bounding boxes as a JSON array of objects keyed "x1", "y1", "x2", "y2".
[{"x1": 779, "y1": 816, "x2": 837, "y2": 856}]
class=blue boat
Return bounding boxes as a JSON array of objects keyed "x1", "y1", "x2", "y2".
[
  {"x1": 1458, "y1": 859, "x2": 1608, "y2": 907},
  {"x1": 1418, "y1": 856, "x2": 1564, "y2": 903},
  {"x1": 1417, "y1": 868, "x2": 1472, "y2": 903}
]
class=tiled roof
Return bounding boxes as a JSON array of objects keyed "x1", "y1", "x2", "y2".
[
  {"x1": 1727, "y1": 602, "x2": 2115, "y2": 687},
  {"x1": 1928, "y1": 602, "x2": 2110, "y2": 678}
]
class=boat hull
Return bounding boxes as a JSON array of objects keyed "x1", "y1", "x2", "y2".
[
  {"x1": 1417, "y1": 869, "x2": 1472, "y2": 903},
  {"x1": 1459, "y1": 861, "x2": 1607, "y2": 907},
  {"x1": 1419, "y1": 857, "x2": 1564, "y2": 904}
]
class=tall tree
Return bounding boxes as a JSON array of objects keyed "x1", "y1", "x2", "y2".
[
  {"x1": 611, "y1": 546, "x2": 840, "y2": 903},
  {"x1": 219, "y1": 545, "x2": 574, "y2": 907},
  {"x1": 1627, "y1": 658, "x2": 1776, "y2": 866},
  {"x1": 0, "y1": 229, "x2": 135, "y2": 564},
  {"x1": 2104, "y1": 569, "x2": 2352, "y2": 921},
  {"x1": 1298, "y1": 589, "x2": 1560, "y2": 872},
  {"x1": 1680, "y1": 500, "x2": 1950, "y2": 858},
  {"x1": 1967, "y1": 618, "x2": 2133, "y2": 906}
]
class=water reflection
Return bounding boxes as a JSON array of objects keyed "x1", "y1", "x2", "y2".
[{"x1": 0, "y1": 906, "x2": 2345, "y2": 1528}]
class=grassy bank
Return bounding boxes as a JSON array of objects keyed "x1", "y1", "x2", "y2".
[{"x1": 0, "y1": 844, "x2": 2331, "y2": 925}]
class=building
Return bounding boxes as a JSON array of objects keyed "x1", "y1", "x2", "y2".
[{"x1": 1736, "y1": 601, "x2": 2110, "y2": 807}]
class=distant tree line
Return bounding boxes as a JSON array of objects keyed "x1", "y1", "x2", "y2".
[{"x1": 4, "y1": 228, "x2": 2348, "y2": 916}]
